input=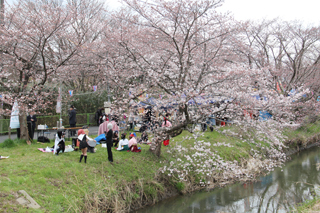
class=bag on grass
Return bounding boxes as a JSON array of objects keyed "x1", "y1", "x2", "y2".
[{"x1": 38, "y1": 136, "x2": 50, "y2": 143}]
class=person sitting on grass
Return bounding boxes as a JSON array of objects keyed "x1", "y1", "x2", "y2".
[
  {"x1": 113, "y1": 131, "x2": 119, "y2": 147},
  {"x1": 128, "y1": 132, "x2": 141, "y2": 152},
  {"x1": 54, "y1": 131, "x2": 65, "y2": 155},
  {"x1": 116, "y1": 133, "x2": 129, "y2": 151},
  {"x1": 138, "y1": 132, "x2": 149, "y2": 144},
  {"x1": 128, "y1": 132, "x2": 137, "y2": 148}
]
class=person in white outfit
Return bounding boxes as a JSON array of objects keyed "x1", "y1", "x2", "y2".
[
  {"x1": 117, "y1": 133, "x2": 129, "y2": 151},
  {"x1": 54, "y1": 131, "x2": 65, "y2": 155}
]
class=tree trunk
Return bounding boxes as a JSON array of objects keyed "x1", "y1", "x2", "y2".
[
  {"x1": 149, "y1": 135, "x2": 163, "y2": 157},
  {"x1": 19, "y1": 112, "x2": 29, "y2": 141},
  {"x1": 149, "y1": 124, "x2": 184, "y2": 157}
]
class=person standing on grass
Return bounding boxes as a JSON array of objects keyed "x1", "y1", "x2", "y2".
[
  {"x1": 69, "y1": 105, "x2": 77, "y2": 136},
  {"x1": 27, "y1": 111, "x2": 37, "y2": 141},
  {"x1": 78, "y1": 129, "x2": 88, "y2": 163},
  {"x1": 162, "y1": 113, "x2": 172, "y2": 146},
  {"x1": 106, "y1": 123, "x2": 114, "y2": 163},
  {"x1": 95, "y1": 107, "x2": 103, "y2": 126}
]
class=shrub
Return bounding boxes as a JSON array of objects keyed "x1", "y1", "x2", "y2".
[
  {"x1": 0, "y1": 139, "x2": 16, "y2": 148},
  {"x1": 176, "y1": 182, "x2": 185, "y2": 192}
]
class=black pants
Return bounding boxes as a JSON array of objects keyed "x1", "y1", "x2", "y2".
[
  {"x1": 17, "y1": 128, "x2": 20, "y2": 139},
  {"x1": 56, "y1": 142, "x2": 65, "y2": 154},
  {"x1": 107, "y1": 143, "x2": 113, "y2": 162},
  {"x1": 70, "y1": 123, "x2": 76, "y2": 136},
  {"x1": 27, "y1": 122, "x2": 33, "y2": 140},
  {"x1": 113, "y1": 139, "x2": 119, "y2": 148},
  {"x1": 27, "y1": 123, "x2": 35, "y2": 140},
  {"x1": 32, "y1": 124, "x2": 36, "y2": 140}
]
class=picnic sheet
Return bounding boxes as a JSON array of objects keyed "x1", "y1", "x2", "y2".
[
  {"x1": 38, "y1": 147, "x2": 53, "y2": 152},
  {"x1": 38, "y1": 145, "x2": 74, "y2": 153}
]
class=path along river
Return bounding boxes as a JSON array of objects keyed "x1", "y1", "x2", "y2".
[{"x1": 136, "y1": 145, "x2": 320, "y2": 213}]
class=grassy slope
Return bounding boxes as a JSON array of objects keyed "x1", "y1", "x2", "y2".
[
  {"x1": 1, "y1": 121, "x2": 319, "y2": 212},
  {"x1": 0, "y1": 139, "x2": 165, "y2": 212},
  {"x1": 283, "y1": 120, "x2": 320, "y2": 146}
]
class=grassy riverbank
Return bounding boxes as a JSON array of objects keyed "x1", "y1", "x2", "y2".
[
  {"x1": 293, "y1": 198, "x2": 320, "y2": 213},
  {"x1": 1, "y1": 121, "x2": 320, "y2": 212}
]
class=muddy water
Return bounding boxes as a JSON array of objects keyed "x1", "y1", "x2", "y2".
[{"x1": 136, "y1": 146, "x2": 320, "y2": 213}]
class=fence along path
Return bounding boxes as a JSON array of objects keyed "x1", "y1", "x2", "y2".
[{"x1": 0, "y1": 113, "x2": 96, "y2": 135}]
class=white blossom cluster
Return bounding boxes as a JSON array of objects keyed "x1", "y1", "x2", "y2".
[
  {"x1": 212, "y1": 142, "x2": 234, "y2": 147},
  {"x1": 159, "y1": 131, "x2": 287, "y2": 188}
]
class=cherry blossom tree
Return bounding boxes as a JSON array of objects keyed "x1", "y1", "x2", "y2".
[
  {"x1": 0, "y1": 0, "x2": 106, "y2": 140},
  {"x1": 103, "y1": 0, "x2": 308, "y2": 157},
  {"x1": 232, "y1": 19, "x2": 320, "y2": 121}
]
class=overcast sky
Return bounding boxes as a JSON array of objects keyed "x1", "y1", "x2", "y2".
[
  {"x1": 220, "y1": 0, "x2": 320, "y2": 26},
  {"x1": 4, "y1": 0, "x2": 319, "y2": 26},
  {"x1": 105, "y1": 0, "x2": 320, "y2": 26}
]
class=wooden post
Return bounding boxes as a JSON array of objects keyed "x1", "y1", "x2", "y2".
[{"x1": 8, "y1": 127, "x2": 11, "y2": 139}]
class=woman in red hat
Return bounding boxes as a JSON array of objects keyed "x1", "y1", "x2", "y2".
[{"x1": 128, "y1": 133, "x2": 137, "y2": 148}]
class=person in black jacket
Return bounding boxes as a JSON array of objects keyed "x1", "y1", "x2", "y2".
[
  {"x1": 27, "y1": 111, "x2": 37, "y2": 141},
  {"x1": 95, "y1": 108, "x2": 103, "y2": 126},
  {"x1": 106, "y1": 123, "x2": 114, "y2": 163},
  {"x1": 69, "y1": 105, "x2": 77, "y2": 136},
  {"x1": 113, "y1": 131, "x2": 119, "y2": 147}
]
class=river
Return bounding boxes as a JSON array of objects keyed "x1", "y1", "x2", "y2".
[{"x1": 136, "y1": 145, "x2": 320, "y2": 213}]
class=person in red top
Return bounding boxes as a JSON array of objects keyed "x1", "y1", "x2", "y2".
[{"x1": 162, "y1": 113, "x2": 172, "y2": 146}]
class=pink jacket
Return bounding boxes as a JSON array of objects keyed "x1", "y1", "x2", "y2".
[
  {"x1": 162, "y1": 120, "x2": 172, "y2": 127},
  {"x1": 128, "y1": 137, "x2": 137, "y2": 147},
  {"x1": 98, "y1": 121, "x2": 109, "y2": 135},
  {"x1": 111, "y1": 121, "x2": 119, "y2": 132},
  {"x1": 98, "y1": 121, "x2": 119, "y2": 135}
]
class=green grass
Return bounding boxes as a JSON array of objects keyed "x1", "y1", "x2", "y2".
[
  {"x1": 0, "y1": 136, "x2": 164, "y2": 212},
  {"x1": 284, "y1": 120, "x2": 320, "y2": 140},
  {"x1": 291, "y1": 197, "x2": 319, "y2": 212},
  {"x1": 0, "y1": 130, "x2": 234, "y2": 212},
  {"x1": 1, "y1": 121, "x2": 319, "y2": 212},
  {"x1": 170, "y1": 128, "x2": 259, "y2": 162}
]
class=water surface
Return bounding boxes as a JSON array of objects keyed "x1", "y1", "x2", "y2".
[{"x1": 136, "y1": 146, "x2": 320, "y2": 213}]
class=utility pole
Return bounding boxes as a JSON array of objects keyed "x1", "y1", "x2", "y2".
[
  {"x1": 106, "y1": 53, "x2": 110, "y2": 103},
  {"x1": 0, "y1": 0, "x2": 4, "y2": 133},
  {"x1": 104, "y1": 54, "x2": 111, "y2": 115},
  {"x1": 0, "y1": 0, "x2": 4, "y2": 25}
]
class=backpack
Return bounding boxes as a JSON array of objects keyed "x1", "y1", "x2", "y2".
[{"x1": 38, "y1": 136, "x2": 50, "y2": 143}]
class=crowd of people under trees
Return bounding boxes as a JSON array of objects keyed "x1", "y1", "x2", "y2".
[
  {"x1": 52, "y1": 98, "x2": 248, "y2": 163},
  {"x1": 26, "y1": 103, "x2": 177, "y2": 164},
  {"x1": 2, "y1": 0, "x2": 319, "y2": 160}
]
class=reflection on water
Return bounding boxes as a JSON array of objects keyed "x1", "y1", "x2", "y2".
[{"x1": 136, "y1": 146, "x2": 320, "y2": 213}]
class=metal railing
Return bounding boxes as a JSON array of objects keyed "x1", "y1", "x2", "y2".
[{"x1": 0, "y1": 113, "x2": 96, "y2": 135}]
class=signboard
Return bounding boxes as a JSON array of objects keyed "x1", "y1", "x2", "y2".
[
  {"x1": 9, "y1": 101, "x2": 20, "y2": 129},
  {"x1": 56, "y1": 101, "x2": 61, "y2": 113},
  {"x1": 104, "y1": 101, "x2": 111, "y2": 114}
]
